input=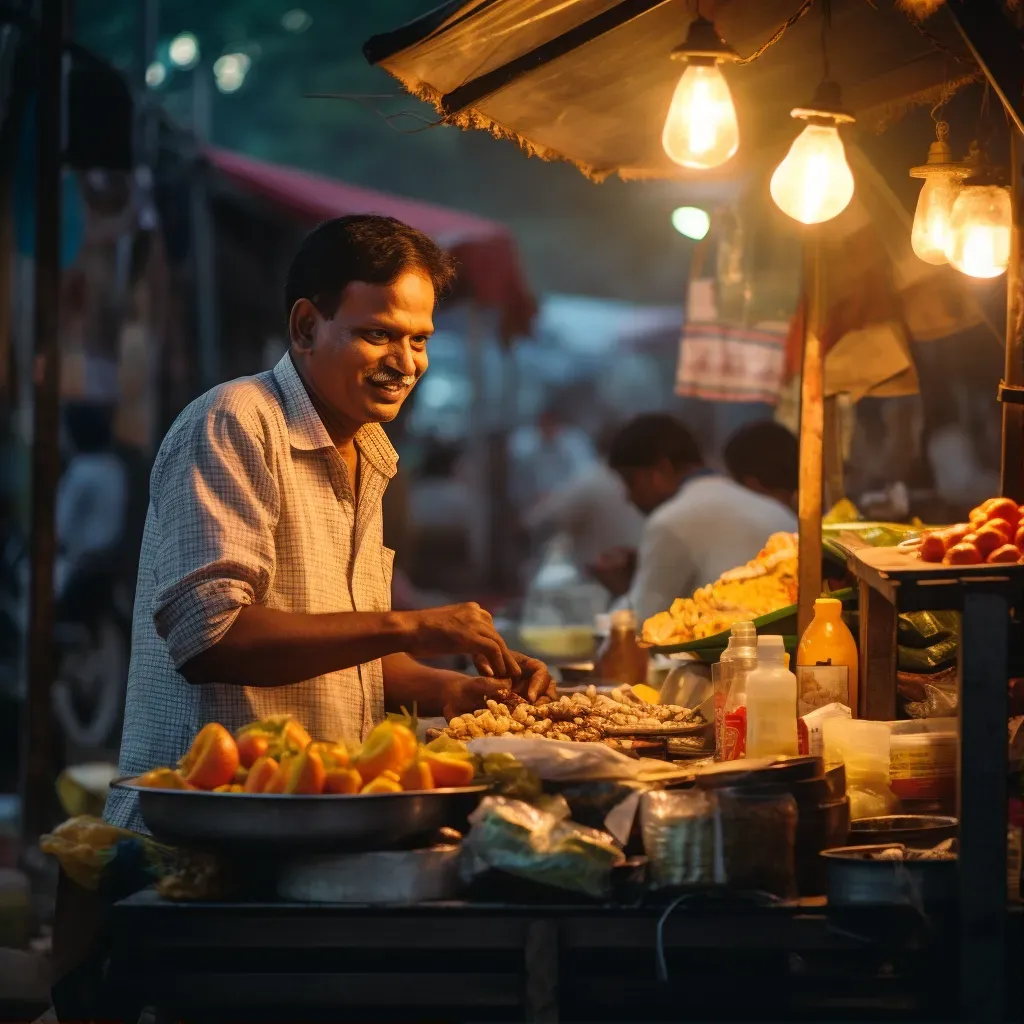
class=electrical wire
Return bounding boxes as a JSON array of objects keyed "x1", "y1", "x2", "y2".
[{"x1": 735, "y1": 0, "x2": 816, "y2": 65}]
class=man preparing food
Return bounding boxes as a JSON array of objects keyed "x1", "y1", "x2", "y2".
[{"x1": 105, "y1": 215, "x2": 551, "y2": 831}]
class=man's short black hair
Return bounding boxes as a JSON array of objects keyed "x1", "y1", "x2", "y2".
[
  {"x1": 284, "y1": 214, "x2": 458, "y2": 322},
  {"x1": 723, "y1": 420, "x2": 799, "y2": 494},
  {"x1": 607, "y1": 414, "x2": 703, "y2": 471}
]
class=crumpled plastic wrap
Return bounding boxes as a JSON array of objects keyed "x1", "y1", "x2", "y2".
[
  {"x1": 460, "y1": 795, "x2": 623, "y2": 898},
  {"x1": 40, "y1": 815, "x2": 236, "y2": 901}
]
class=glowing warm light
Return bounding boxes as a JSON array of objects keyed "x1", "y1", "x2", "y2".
[
  {"x1": 214, "y1": 52, "x2": 251, "y2": 93},
  {"x1": 671, "y1": 206, "x2": 711, "y2": 240},
  {"x1": 770, "y1": 124, "x2": 854, "y2": 225},
  {"x1": 662, "y1": 64, "x2": 739, "y2": 170},
  {"x1": 169, "y1": 32, "x2": 200, "y2": 69},
  {"x1": 911, "y1": 175, "x2": 961, "y2": 265},
  {"x1": 145, "y1": 61, "x2": 167, "y2": 88},
  {"x1": 945, "y1": 184, "x2": 1012, "y2": 279}
]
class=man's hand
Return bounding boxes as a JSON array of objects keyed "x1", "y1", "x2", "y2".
[
  {"x1": 405, "y1": 602, "x2": 521, "y2": 680},
  {"x1": 440, "y1": 654, "x2": 555, "y2": 719},
  {"x1": 588, "y1": 546, "x2": 637, "y2": 597}
]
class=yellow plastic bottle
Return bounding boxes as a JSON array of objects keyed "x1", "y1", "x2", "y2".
[{"x1": 796, "y1": 597, "x2": 859, "y2": 717}]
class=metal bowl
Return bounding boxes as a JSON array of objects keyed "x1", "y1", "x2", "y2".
[
  {"x1": 821, "y1": 843, "x2": 957, "y2": 907},
  {"x1": 848, "y1": 814, "x2": 958, "y2": 848},
  {"x1": 115, "y1": 782, "x2": 490, "y2": 853}
]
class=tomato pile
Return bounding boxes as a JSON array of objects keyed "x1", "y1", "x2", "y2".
[{"x1": 918, "y1": 497, "x2": 1024, "y2": 566}]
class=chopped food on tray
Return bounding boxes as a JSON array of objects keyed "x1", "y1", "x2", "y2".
[
  {"x1": 428, "y1": 684, "x2": 699, "y2": 744},
  {"x1": 641, "y1": 532, "x2": 799, "y2": 646},
  {"x1": 129, "y1": 712, "x2": 478, "y2": 795},
  {"x1": 915, "y1": 497, "x2": 1024, "y2": 565}
]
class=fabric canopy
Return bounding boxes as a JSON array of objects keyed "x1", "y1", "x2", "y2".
[
  {"x1": 365, "y1": 0, "x2": 977, "y2": 181},
  {"x1": 204, "y1": 145, "x2": 536, "y2": 337}
]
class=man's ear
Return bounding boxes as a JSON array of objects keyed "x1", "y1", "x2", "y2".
[{"x1": 288, "y1": 298, "x2": 319, "y2": 352}]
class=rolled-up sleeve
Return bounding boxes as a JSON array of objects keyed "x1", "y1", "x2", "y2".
[{"x1": 151, "y1": 402, "x2": 280, "y2": 670}]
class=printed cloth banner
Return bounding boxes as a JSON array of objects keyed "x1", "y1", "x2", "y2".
[{"x1": 675, "y1": 319, "x2": 788, "y2": 405}]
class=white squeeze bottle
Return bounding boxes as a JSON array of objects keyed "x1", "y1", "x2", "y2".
[{"x1": 745, "y1": 634, "x2": 799, "y2": 758}]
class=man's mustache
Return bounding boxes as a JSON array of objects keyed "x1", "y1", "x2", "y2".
[{"x1": 367, "y1": 368, "x2": 418, "y2": 387}]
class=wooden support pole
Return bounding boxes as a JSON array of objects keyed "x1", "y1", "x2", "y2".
[
  {"x1": 22, "y1": 0, "x2": 65, "y2": 842},
  {"x1": 1001, "y1": 128, "x2": 1024, "y2": 501},
  {"x1": 822, "y1": 394, "x2": 844, "y2": 511},
  {"x1": 797, "y1": 234, "x2": 824, "y2": 640}
]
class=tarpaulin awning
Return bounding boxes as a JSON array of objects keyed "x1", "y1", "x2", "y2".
[
  {"x1": 204, "y1": 145, "x2": 536, "y2": 337},
  {"x1": 364, "y1": 0, "x2": 977, "y2": 181}
]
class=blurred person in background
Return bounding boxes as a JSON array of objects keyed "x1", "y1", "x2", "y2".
[
  {"x1": 55, "y1": 402, "x2": 127, "y2": 599},
  {"x1": 509, "y1": 401, "x2": 596, "y2": 511},
  {"x1": 722, "y1": 419, "x2": 799, "y2": 512},
  {"x1": 603, "y1": 414, "x2": 798, "y2": 624},
  {"x1": 523, "y1": 422, "x2": 643, "y2": 591}
]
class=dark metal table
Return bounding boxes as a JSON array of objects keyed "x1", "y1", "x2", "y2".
[
  {"x1": 99, "y1": 888, "x2": 1002, "y2": 1023},
  {"x1": 846, "y1": 544, "x2": 1022, "y2": 1024}
]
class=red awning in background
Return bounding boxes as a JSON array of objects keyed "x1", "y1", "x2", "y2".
[{"x1": 204, "y1": 146, "x2": 536, "y2": 338}]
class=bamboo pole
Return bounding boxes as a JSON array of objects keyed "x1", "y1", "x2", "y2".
[
  {"x1": 797, "y1": 233, "x2": 824, "y2": 641},
  {"x1": 22, "y1": 0, "x2": 64, "y2": 842},
  {"x1": 1001, "y1": 128, "x2": 1024, "y2": 501}
]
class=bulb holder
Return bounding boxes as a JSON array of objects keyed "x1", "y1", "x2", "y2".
[
  {"x1": 670, "y1": 15, "x2": 740, "y2": 63},
  {"x1": 910, "y1": 123, "x2": 970, "y2": 180},
  {"x1": 790, "y1": 79, "x2": 855, "y2": 125}
]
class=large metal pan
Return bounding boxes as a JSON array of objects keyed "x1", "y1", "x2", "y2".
[{"x1": 114, "y1": 782, "x2": 490, "y2": 853}]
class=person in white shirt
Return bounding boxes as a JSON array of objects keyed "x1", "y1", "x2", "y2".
[
  {"x1": 509, "y1": 405, "x2": 597, "y2": 511},
  {"x1": 603, "y1": 415, "x2": 798, "y2": 626},
  {"x1": 522, "y1": 425, "x2": 644, "y2": 572}
]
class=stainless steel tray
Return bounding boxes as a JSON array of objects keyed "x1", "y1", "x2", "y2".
[{"x1": 115, "y1": 782, "x2": 490, "y2": 852}]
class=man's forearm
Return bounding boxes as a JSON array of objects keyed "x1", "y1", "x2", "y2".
[
  {"x1": 382, "y1": 652, "x2": 466, "y2": 717},
  {"x1": 181, "y1": 604, "x2": 416, "y2": 687}
]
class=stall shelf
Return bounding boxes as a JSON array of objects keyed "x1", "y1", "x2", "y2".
[
  {"x1": 100, "y1": 889, "x2": 1023, "y2": 1024},
  {"x1": 846, "y1": 543, "x2": 1021, "y2": 1023}
]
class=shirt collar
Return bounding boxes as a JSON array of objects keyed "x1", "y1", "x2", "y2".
[{"x1": 272, "y1": 353, "x2": 398, "y2": 479}]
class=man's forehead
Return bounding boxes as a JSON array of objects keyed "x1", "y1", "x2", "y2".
[{"x1": 336, "y1": 273, "x2": 435, "y2": 316}]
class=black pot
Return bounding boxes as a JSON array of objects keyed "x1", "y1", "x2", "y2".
[
  {"x1": 794, "y1": 796, "x2": 851, "y2": 896},
  {"x1": 848, "y1": 815, "x2": 958, "y2": 849}
]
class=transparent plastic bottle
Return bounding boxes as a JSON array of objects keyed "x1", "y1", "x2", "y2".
[
  {"x1": 714, "y1": 621, "x2": 757, "y2": 760},
  {"x1": 745, "y1": 634, "x2": 799, "y2": 759}
]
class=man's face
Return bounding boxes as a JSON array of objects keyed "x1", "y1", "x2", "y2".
[
  {"x1": 290, "y1": 270, "x2": 434, "y2": 433},
  {"x1": 618, "y1": 460, "x2": 683, "y2": 516}
]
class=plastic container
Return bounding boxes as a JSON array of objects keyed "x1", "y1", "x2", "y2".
[
  {"x1": 714, "y1": 621, "x2": 757, "y2": 761},
  {"x1": 889, "y1": 730, "x2": 957, "y2": 805},
  {"x1": 745, "y1": 634, "x2": 798, "y2": 759},
  {"x1": 796, "y1": 597, "x2": 859, "y2": 716},
  {"x1": 595, "y1": 609, "x2": 649, "y2": 687},
  {"x1": 823, "y1": 718, "x2": 896, "y2": 820}
]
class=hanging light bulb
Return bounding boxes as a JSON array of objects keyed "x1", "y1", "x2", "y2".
[
  {"x1": 661, "y1": 16, "x2": 740, "y2": 170},
  {"x1": 944, "y1": 160, "x2": 1012, "y2": 278},
  {"x1": 909, "y1": 122, "x2": 969, "y2": 265},
  {"x1": 770, "y1": 80, "x2": 855, "y2": 225}
]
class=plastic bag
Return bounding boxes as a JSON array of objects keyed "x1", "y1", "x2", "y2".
[
  {"x1": 460, "y1": 795, "x2": 623, "y2": 898},
  {"x1": 641, "y1": 789, "x2": 725, "y2": 888},
  {"x1": 898, "y1": 611, "x2": 958, "y2": 650},
  {"x1": 468, "y1": 736, "x2": 681, "y2": 782},
  {"x1": 519, "y1": 535, "x2": 608, "y2": 659},
  {"x1": 898, "y1": 666, "x2": 958, "y2": 718},
  {"x1": 40, "y1": 815, "x2": 175, "y2": 891}
]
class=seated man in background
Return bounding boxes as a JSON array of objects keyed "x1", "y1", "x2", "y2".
[
  {"x1": 722, "y1": 419, "x2": 799, "y2": 512},
  {"x1": 603, "y1": 415, "x2": 798, "y2": 626}
]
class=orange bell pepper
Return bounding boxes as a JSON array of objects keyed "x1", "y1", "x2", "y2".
[
  {"x1": 353, "y1": 722, "x2": 417, "y2": 783},
  {"x1": 265, "y1": 756, "x2": 294, "y2": 793},
  {"x1": 213, "y1": 783, "x2": 245, "y2": 793},
  {"x1": 236, "y1": 731, "x2": 271, "y2": 769},
  {"x1": 134, "y1": 767, "x2": 196, "y2": 790},
  {"x1": 399, "y1": 756, "x2": 434, "y2": 792},
  {"x1": 308, "y1": 741, "x2": 349, "y2": 770},
  {"x1": 422, "y1": 752, "x2": 475, "y2": 788},
  {"x1": 178, "y1": 723, "x2": 240, "y2": 790},
  {"x1": 360, "y1": 769, "x2": 403, "y2": 794},
  {"x1": 284, "y1": 746, "x2": 327, "y2": 794},
  {"x1": 235, "y1": 715, "x2": 312, "y2": 762},
  {"x1": 244, "y1": 756, "x2": 280, "y2": 793},
  {"x1": 323, "y1": 767, "x2": 363, "y2": 794}
]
